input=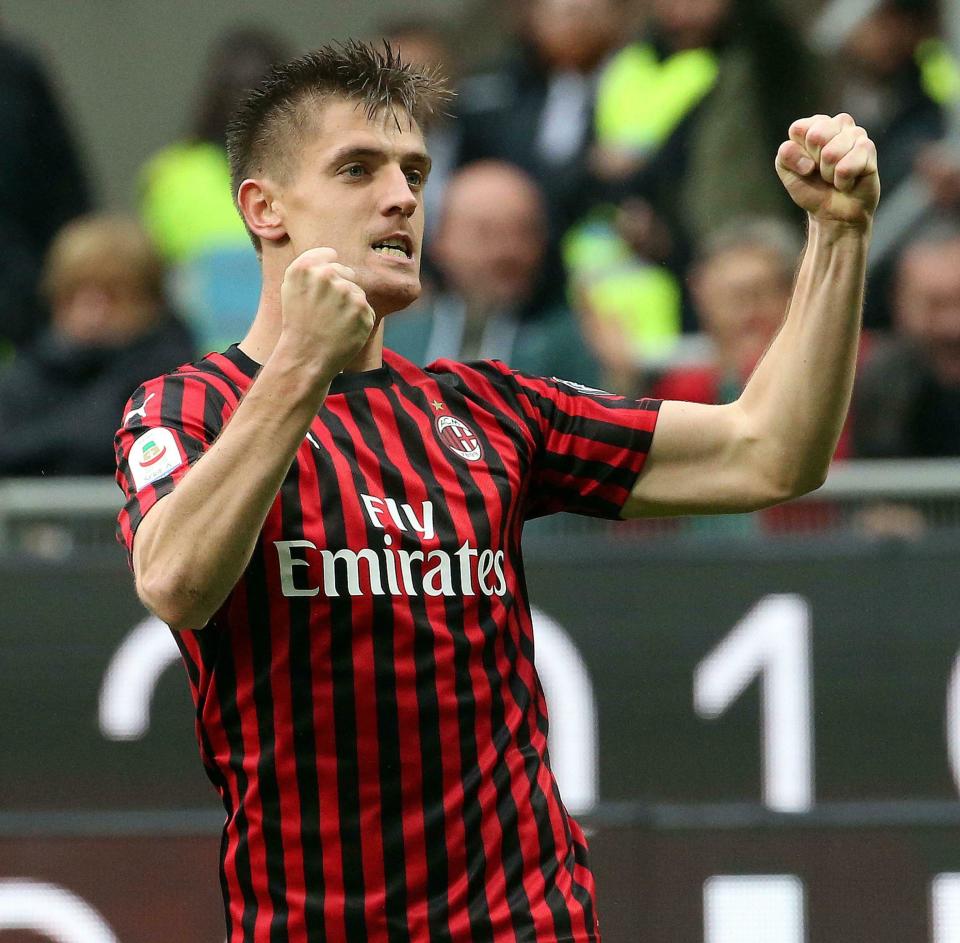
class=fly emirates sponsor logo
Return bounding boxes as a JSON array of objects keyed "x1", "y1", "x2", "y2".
[{"x1": 274, "y1": 494, "x2": 507, "y2": 599}]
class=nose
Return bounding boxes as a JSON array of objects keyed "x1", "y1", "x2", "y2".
[{"x1": 381, "y1": 165, "x2": 418, "y2": 218}]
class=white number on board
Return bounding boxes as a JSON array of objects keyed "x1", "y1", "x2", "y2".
[{"x1": 694, "y1": 595, "x2": 813, "y2": 812}]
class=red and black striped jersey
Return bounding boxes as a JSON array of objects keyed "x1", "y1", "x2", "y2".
[{"x1": 115, "y1": 345, "x2": 660, "y2": 943}]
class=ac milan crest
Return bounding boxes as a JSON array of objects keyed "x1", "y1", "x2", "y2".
[{"x1": 435, "y1": 414, "x2": 483, "y2": 462}]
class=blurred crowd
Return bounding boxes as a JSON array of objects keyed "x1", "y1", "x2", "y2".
[{"x1": 2, "y1": 0, "x2": 960, "y2": 478}]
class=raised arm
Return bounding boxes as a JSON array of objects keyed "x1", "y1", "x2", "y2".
[
  {"x1": 131, "y1": 248, "x2": 375, "y2": 630},
  {"x1": 623, "y1": 113, "x2": 879, "y2": 517}
]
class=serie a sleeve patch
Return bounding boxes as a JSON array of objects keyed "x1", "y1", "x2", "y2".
[{"x1": 128, "y1": 427, "x2": 185, "y2": 492}]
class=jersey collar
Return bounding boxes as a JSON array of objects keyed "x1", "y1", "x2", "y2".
[{"x1": 223, "y1": 344, "x2": 394, "y2": 393}]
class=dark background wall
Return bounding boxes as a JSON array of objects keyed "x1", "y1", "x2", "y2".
[{"x1": 0, "y1": 0, "x2": 489, "y2": 210}]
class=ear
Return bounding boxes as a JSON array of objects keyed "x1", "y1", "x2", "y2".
[{"x1": 237, "y1": 178, "x2": 287, "y2": 245}]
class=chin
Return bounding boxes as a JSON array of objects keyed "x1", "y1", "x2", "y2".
[{"x1": 366, "y1": 276, "x2": 421, "y2": 317}]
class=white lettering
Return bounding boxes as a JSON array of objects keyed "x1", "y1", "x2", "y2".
[
  {"x1": 424, "y1": 550, "x2": 455, "y2": 596},
  {"x1": 398, "y1": 549, "x2": 424, "y2": 594},
  {"x1": 382, "y1": 534, "x2": 402, "y2": 595},
  {"x1": 455, "y1": 541, "x2": 478, "y2": 596},
  {"x1": 275, "y1": 540, "x2": 320, "y2": 597},
  {"x1": 384, "y1": 497, "x2": 407, "y2": 531},
  {"x1": 477, "y1": 549, "x2": 496, "y2": 594},
  {"x1": 360, "y1": 494, "x2": 388, "y2": 529},
  {"x1": 359, "y1": 493, "x2": 436, "y2": 542},
  {"x1": 403, "y1": 501, "x2": 435, "y2": 541},
  {"x1": 493, "y1": 552, "x2": 507, "y2": 596},
  {"x1": 320, "y1": 548, "x2": 383, "y2": 597},
  {"x1": 274, "y1": 535, "x2": 507, "y2": 599}
]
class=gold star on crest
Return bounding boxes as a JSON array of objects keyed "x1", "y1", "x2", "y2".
[{"x1": 431, "y1": 400, "x2": 445, "y2": 412}]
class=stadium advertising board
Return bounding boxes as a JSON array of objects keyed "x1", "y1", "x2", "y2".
[{"x1": 3, "y1": 532, "x2": 960, "y2": 941}]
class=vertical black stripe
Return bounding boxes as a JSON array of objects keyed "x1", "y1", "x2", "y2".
[
  {"x1": 245, "y1": 540, "x2": 290, "y2": 939},
  {"x1": 171, "y1": 632, "x2": 201, "y2": 690},
  {"x1": 159, "y1": 372, "x2": 186, "y2": 432},
  {"x1": 213, "y1": 619, "x2": 258, "y2": 940},
  {"x1": 281, "y1": 457, "x2": 328, "y2": 943}
]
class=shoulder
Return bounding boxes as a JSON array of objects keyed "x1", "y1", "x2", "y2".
[
  {"x1": 386, "y1": 350, "x2": 542, "y2": 432},
  {"x1": 123, "y1": 347, "x2": 248, "y2": 422},
  {"x1": 418, "y1": 355, "x2": 521, "y2": 399},
  {"x1": 385, "y1": 348, "x2": 512, "y2": 394}
]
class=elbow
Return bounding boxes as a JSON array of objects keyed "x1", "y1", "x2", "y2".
[
  {"x1": 136, "y1": 568, "x2": 211, "y2": 632},
  {"x1": 761, "y1": 460, "x2": 829, "y2": 506},
  {"x1": 733, "y1": 408, "x2": 830, "y2": 508}
]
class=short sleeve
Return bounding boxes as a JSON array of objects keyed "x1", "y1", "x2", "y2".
[
  {"x1": 114, "y1": 370, "x2": 229, "y2": 560},
  {"x1": 504, "y1": 369, "x2": 661, "y2": 520}
]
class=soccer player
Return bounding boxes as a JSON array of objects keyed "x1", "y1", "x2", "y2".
[{"x1": 115, "y1": 42, "x2": 879, "y2": 943}]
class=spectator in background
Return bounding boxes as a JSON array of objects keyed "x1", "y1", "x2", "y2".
[
  {"x1": 456, "y1": 0, "x2": 632, "y2": 241},
  {"x1": 0, "y1": 216, "x2": 194, "y2": 476},
  {"x1": 837, "y1": 0, "x2": 946, "y2": 194},
  {"x1": 385, "y1": 161, "x2": 600, "y2": 385},
  {"x1": 563, "y1": 0, "x2": 817, "y2": 362},
  {"x1": 652, "y1": 219, "x2": 802, "y2": 405},
  {"x1": 577, "y1": 218, "x2": 808, "y2": 402},
  {"x1": 590, "y1": 0, "x2": 814, "y2": 241},
  {"x1": 854, "y1": 218, "x2": 960, "y2": 458},
  {"x1": 383, "y1": 19, "x2": 461, "y2": 240},
  {"x1": 139, "y1": 26, "x2": 288, "y2": 353},
  {"x1": 0, "y1": 30, "x2": 91, "y2": 352},
  {"x1": 140, "y1": 26, "x2": 288, "y2": 264},
  {"x1": 833, "y1": 0, "x2": 954, "y2": 328}
]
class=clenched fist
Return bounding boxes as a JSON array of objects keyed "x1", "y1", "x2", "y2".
[
  {"x1": 279, "y1": 247, "x2": 377, "y2": 382},
  {"x1": 776, "y1": 114, "x2": 880, "y2": 230}
]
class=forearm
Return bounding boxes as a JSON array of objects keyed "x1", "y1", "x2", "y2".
[
  {"x1": 134, "y1": 340, "x2": 331, "y2": 629},
  {"x1": 738, "y1": 219, "x2": 869, "y2": 493}
]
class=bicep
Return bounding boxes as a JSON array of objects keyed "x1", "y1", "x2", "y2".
[{"x1": 622, "y1": 399, "x2": 788, "y2": 517}]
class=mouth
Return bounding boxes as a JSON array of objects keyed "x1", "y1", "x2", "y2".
[{"x1": 371, "y1": 233, "x2": 414, "y2": 262}]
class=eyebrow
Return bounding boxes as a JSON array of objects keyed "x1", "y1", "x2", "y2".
[{"x1": 327, "y1": 145, "x2": 433, "y2": 175}]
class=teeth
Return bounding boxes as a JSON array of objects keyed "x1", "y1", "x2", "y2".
[{"x1": 374, "y1": 246, "x2": 408, "y2": 258}]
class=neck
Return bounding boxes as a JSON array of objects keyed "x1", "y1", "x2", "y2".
[{"x1": 239, "y1": 261, "x2": 386, "y2": 372}]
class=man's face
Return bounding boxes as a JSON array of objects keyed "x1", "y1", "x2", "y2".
[
  {"x1": 432, "y1": 167, "x2": 547, "y2": 310},
  {"x1": 652, "y1": 0, "x2": 730, "y2": 49},
  {"x1": 692, "y1": 245, "x2": 790, "y2": 377},
  {"x1": 527, "y1": 0, "x2": 623, "y2": 71},
  {"x1": 843, "y1": 9, "x2": 921, "y2": 78},
  {"x1": 896, "y1": 240, "x2": 960, "y2": 387},
  {"x1": 54, "y1": 280, "x2": 159, "y2": 348},
  {"x1": 271, "y1": 98, "x2": 430, "y2": 316}
]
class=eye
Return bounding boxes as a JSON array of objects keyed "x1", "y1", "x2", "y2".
[
  {"x1": 405, "y1": 169, "x2": 425, "y2": 189},
  {"x1": 342, "y1": 164, "x2": 367, "y2": 179}
]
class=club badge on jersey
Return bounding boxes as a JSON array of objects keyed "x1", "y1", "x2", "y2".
[
  {"x1": 435, "y1": 413, "x2": 483, "y2": 463},
  {"x1": 128, "y1": 428, "x2": 184, "y2": 491}
]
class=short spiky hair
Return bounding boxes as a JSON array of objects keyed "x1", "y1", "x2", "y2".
[{"x1": 225, "y1": 40, "x2": 451, "y2": 250}]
